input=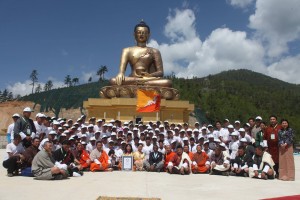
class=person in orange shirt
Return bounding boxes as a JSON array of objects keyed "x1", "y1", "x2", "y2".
[
  {"x1": 164, "y1": 144, "x2": 175, "y2": 171},
  {"x1": 73, "y1": 142, "x2": 91, "y2": 170},
  {"x1": 192, "y1": 145, "x2": 210, "y2": 174},
  {"x1": 183, "y1": 144, "x2": 193, "y2": 160},
  {"x1": 89, "y1": 141, "x2": 110, "y2": 172}
]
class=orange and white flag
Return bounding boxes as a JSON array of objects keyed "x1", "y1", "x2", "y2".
[{"x1": 136, "y1": 89, "x2": 161, "y2": 112}]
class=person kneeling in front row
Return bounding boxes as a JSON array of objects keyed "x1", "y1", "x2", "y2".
[{"x1": 31, "y1": 141, "x2": 68, "y2": 180}]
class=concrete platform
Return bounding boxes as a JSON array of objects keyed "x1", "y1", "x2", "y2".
[{"x1": 0, "y1": 149, "x2": 299, "y2": 200}]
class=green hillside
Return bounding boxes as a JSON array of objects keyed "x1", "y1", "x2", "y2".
[
  {"x1": 21, "y1": 81, "x2": 109, "y2": 116},
  {"x1": 21, "y1": 69, "x2": 300, "y2": 141}
]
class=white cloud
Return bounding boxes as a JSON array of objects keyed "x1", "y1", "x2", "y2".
[
  {"x1": 148, "y1": 6, "x2": 300, "y2": 84},
  {"x1": 164, "y1": 8, "x2": 198, "y2": 42},
  {"x1": 81, "y1": 71, "x2": 98, "y2": 83},
  {"x1": 227, "y1": 0, "x2": 254, "y2": 8},
  {"x1": 6, "y1": 78, "x2": 65, "y2": 97},
  {"x1": 267, "y1": 54, "x2": 300, "y2": 84},
  {"x1": 149, "y1": 8, "x2": 265, "y2": 79},
  {"x1": 249, "y1": 0, "x2": 300, "y2": 58}
]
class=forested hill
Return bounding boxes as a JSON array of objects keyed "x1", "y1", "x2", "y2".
[
  {"x1": 21, "y1": 69, "x2": 300, "y2": 141},
  {"x1": 21, "y1": 81, "x2": 109, "y2": 117}
]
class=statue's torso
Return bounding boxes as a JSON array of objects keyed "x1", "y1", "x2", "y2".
[{"x1": 127, "y1": 46, "x2": 155, "y2": 77}]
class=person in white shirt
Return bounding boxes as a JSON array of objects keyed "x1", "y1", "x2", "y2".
[
  {"x1": 219, "y1": 125, "x2": 232, "y2": 146},
  {"x1": 207, "y1": 124, "x2": 214, "y2": 134},
  {"x1": 86, "y1": 137, "x2": 96, "y2": 153},
  {"x1": 234, "y1": 120, "x2": 241, "y2": 132},
  {"x1": 2, "y1": 134, "x2": 25, "y2": 177},
  {"x1": 7, "y1": 113, "x2": 20, "y2": 143},
  {"x1": 203, "y1": 141, "x2": 213, "y2": 159},
  {"x1": 158, "y1": 140, "x2": 165, "y2": 155},
  {"x1": 143, "y1": 136, "x2": 153, "y2": 160},
  {"x1": 238, "y1": 128, "x2": 252, "y2": 143},
  {"x1": 189, "y1": 137, "x2": 197, "y2": 153},
  {"x1": 34, "y1": 113, "x2": 48, "y2": 140},
  {"x1": 229, "y1": 132, "x2": 240, "y2": 160}
]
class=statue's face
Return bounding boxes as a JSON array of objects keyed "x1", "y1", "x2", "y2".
[{"x1": 134, "y1": 26, "x2": 149, "y2": 43}]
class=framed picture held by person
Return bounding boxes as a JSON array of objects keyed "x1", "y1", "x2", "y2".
[{"x1": 122, "y1": 156, "x2": 133, "y2": 171}]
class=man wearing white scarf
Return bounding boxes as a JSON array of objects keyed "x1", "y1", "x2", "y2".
[{"x1": 167, "y1": 145, "x2": 192, "y2": 175}]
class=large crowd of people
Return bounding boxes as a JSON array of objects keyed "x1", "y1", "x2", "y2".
[{"x1": 2, "y1": 107, "x2": 295, "y2": 181}]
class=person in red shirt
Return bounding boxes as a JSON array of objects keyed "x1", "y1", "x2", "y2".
[{"x1": 264, "y1": 115, "x2": 281, "y2": 176}]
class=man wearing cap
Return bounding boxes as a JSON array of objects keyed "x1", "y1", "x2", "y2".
[
  {"x1": 219, "y1": 120, "x2": 230, "y2": 144},
  {"x1": 95, "y1": 119, "x2": 103, "y2": 132},
  {"x1": 192, "y1": 145, "x2": 210, "y2": 174},
  {"x1": 213, "y1": 121, "x2": 222, "y2": 140},
  {"x1": 234, "y1": 120, "x2": 241, "y2": 132},
  {"x1": 167, "y1": 145, "x2": 192, "y2": 175},
  {"x1": 104, "y1": 139, "x2": 115, "y2": 155},
  {"x1": 34, "y1": 113, "x2": 48, "y2": 140},
  {"x1": 7, "y1": 113, "x2": 20, "y2": 143},
  {"x1": 86, "y1": 136, "x2": 96, "y2": 153},
  {"x1": 239, "y1": 128, "x2": 252, "y2": 144},
  {"x1": 251, "y1": 116, "x2": 262, "y2": 139},
  {"x1": 32, "y1": 141, "x2": 68, "y2": 180},
  {"x1": 192, "y1": 129, "x2": 200, "y2": 143},
  {"x1": 39, "y1": 130, "x2": 57, "y2": 151},
  {"x1": 229, "y1": 132, "x2": 240, "y2": 160},
  {"x1": 220, "y1": 124, "x2": 233, "y2": 146},
  {"x1": 210, "y1": 146, "x2": 231, "y2": 176},
  {"x1": 87, "y1": 124, "x2": 95, "y2": 140},
  {"x1": 203, "y1": 140, "x2": 213, "y2": 158},
  {"x1": 194, "y1": 122, "x2": 200, "y2": 129},
  {"x1": 89, "y1": 141, "x2": 110, "y2": 172},
  {"x1": 144, "y1": 144, "x2": 164, "y2": 172},
  {"x1": 240, "y1": 138, "x2": 255, "y2": 158},
  {"x1": 200, "y1": 127, "x2": 209, "y2": 141},
  {"x1": 208, "y1": 134, "x2": 216, "y2": 150},
  {"x1": 159, "y1": 124, "x2": 166, "y2": 137},
  {"x1": 14, "y1": 107, "x2": 36, "y2": 140}
]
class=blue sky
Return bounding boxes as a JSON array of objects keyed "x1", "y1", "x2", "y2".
[{"x1": 1, "y1": 0, "x2": 300, "y2": 96}]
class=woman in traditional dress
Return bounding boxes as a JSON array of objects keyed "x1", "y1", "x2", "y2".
[
  {"x1": 278, "y1": 119, "x2": 295, "y2": 181},
  {"x1": 133, "y1": 143, "x2": 145, "y2": 171}
]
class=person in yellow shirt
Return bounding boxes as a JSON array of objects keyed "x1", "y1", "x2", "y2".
[{"x1": 133, "y1": 143, "x2": 145, "y2": 171}]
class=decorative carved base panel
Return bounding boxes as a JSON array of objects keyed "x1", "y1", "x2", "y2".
[{"x1": 100, "y1": 85, "x2": 179, "y2": 100}]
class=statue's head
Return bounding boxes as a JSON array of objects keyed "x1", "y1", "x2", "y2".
[
  {"x1": 134, "y1": 20, "x2": 150, "y2": 44},
  {"x1": 134, "y1": 20, "x2": 150, "y2": 33}
]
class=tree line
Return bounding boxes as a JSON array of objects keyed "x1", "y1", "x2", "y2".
[{"x1": 29, "y1": 65, "x2": 108, "y2": 94}]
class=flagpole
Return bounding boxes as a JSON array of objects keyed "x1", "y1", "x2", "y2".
[
  {"x1": 156, "y1": 112, "x2": 159, "y2": 121},
  {"x1": 104, "y1": 112, "x2": 106, "y2": 119}
]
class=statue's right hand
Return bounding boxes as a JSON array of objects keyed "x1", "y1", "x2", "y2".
[{"x1": 116, "y1": 73, "x2": 125, "y2": 85}]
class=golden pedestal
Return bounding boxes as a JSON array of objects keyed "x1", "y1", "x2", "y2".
[{"x1": 83, "y1": 98, "x2": 194, "y2": 124}]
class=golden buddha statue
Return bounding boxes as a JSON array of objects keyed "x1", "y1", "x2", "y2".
[{"x1": 110, "y1": 21, "x2": 172, "y2": 88}]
